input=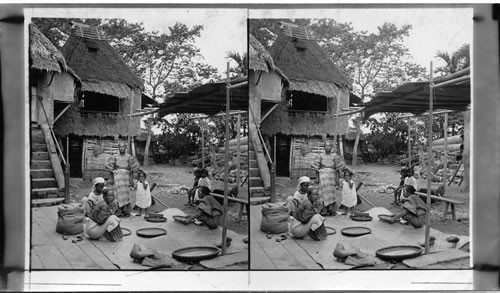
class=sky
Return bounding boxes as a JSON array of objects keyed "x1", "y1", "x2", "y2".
[
  {"x1": 27, "y1": 8, "x2": 248, "y2": 74},
  {"x1": 250, "y1": 7, "x2": 473, "y2": 72}
]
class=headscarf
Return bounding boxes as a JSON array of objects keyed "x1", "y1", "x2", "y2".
[
  {"x1": 93, "y1": 177, "x2": 105, "y2": 186},
  {"x1": 297, "y1": 176, "x2": 311, "y2": 190}
]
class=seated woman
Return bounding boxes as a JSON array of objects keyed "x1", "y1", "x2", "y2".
[
  {"x1": 388, "y1": 185, "x2": 427, "y2": 228},
  {"x1": 186, "y1": 186, "x2": 223, "y2": 229},
  {"x1": 82, "y1": 177, "x2": 106, "y2": 217},
  {"x1": 83, "y1": 189, "x2": 122, "y2": 241},
  {"x1": 288, "y1": 187, "x2": 326, "y2": 240},
  {"x1": 288, "y1": 176, "x2": 311, "y2": 204}
]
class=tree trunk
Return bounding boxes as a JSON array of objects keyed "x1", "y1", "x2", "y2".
[
  {"x1": 143, "y1": 116, "x2": 153, "y2": 167},
  {"x1": 352, "y1": 116, "x2": 361, "y2": 166}
]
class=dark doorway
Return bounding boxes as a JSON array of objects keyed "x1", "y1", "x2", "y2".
[
  {"x1": 69, "y1": 136, "x2": 83, "y2": 177},
  {"x1": 275, "y1": 134, "x2": 290, "y2": 177}
]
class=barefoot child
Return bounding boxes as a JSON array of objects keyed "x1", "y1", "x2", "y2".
[
  {"x1": 194, "y1": 168, "x2": 211, "y2": 204},
  {"x1": 340, "y1": 170, "x2": 357, "y2": 216},
  {"x1": 134, "y1": 170, "x2": 152, "y2": 217},
  {"x1": 186, "y1": 168, "x2": 201, "y2": 206}
]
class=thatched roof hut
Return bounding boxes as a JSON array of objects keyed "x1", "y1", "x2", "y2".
[
  {"x1": 29, "y1": 23, "x2": 68, "y2": 73},
  {"x1": 269, "y1": 23, "x2": 351, "y2": 96},
  {"x1": 260, "y1": 22, "x2": 352, "y2": 136},
  {"x1": 54, "y1": 22, "x2": 143, "y2": 137}
]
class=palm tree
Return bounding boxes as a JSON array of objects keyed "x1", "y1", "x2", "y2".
[
  {"x1": 226, "y1": 51, "x2": 248, "y2": 77},
  {"x1": 435, "y1": 44, "x2": 470, "y2": 76}
]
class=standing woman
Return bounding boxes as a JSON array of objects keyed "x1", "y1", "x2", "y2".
[
  {"x1": 106, "y1": 142, "x2": 139, "y2": 217},
  {"x1": 311, "y1": 142, "x2": 353, "y2": 216}
]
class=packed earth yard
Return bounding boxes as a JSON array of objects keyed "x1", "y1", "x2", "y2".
[
  {"x1": 251, "y1": 162, "x2": 470, "y2": 270},
  {"x1": 31, "y1": 163, "x2": 249, "y2": 270}
]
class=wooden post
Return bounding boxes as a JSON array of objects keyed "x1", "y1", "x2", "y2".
[
  {"x1": 221, "y1": 62, "x2": 230, "y2": 255},
  {"x1": 65, "y1": 136, "x2": 70, "y2": 203},
  {"x1": 127, "y1": 90, "x2": 135, "y2": 152},
  {"x1": 408, "y1": 118, "x2": 412, "y2": 168},
  {"x1": 443, "y1": 113, "x2": 448, "y2": 189},
  {"x1": 270, "y1": 135, "x2": 276, "y2": 202},
  {"x1": 333, "y1": 94, "x2": 341, "y2": 151},
  {"x1": 236, "y1": 113, "x2": 241, "y2": 193},
  {"x1": 425, "y1": 62, "x2": 434, "y2": 254},
  {"x1": 338, "y1": 135, "x2": 344, "y2": 160},
  {"x1": 201, "y1": 120, "x2": 205, "y2": 169}
]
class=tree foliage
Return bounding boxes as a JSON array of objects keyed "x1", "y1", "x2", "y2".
[{"x1": 435, "y1": 43, "x2": 470, "y2": 76}]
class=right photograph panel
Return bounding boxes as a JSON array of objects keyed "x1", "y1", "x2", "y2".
[{"x1": 249, "y1": 8, "x2": 472, "y2": 270}]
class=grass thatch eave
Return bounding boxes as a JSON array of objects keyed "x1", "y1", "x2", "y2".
[
  {"x1": 250, "y1": 34, "x2": 289, "y2": 85},
  {"x1": 29, "y1": 23, "x2": 67, "y2": 73}
]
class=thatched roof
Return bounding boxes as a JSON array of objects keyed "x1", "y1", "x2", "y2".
[
  {"x1": 29, "y1": 23, "x2": 67, "y2": 73},
  {"x1": 249, "y1": 34, "x2": 288, "y2": 84},
  {"x1": 61, "y1": 22, "x2": 143, "y2": 99},
  {"x1": 269, "y1": 23, "x2": 352, "y2": 97}
]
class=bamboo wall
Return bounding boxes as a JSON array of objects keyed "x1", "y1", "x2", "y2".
[
  {"x1": 82, "y1": 138, "x2": 128, "y2": 181},
  {"x1": 289, "y1": 136, "x2": 339, "y2": 180}
]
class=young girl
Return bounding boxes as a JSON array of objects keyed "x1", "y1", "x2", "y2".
[
  {"x1": 194, "y1": 169, "x2": 211, "y2": 204},
  {"x1": 186, "y1": 168, "x2": 201, "y2": 206},
  {"x1": 134, "y1": 170, "x2": 152, "y2": 217},
  {"x1": 402, "y1": 168, "x2": 418, "y2": 200},
  {"x1": 340, "y1": 170, "x2": 357, "y2": 216}
]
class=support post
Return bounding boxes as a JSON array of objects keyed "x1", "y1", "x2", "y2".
[
  {"x1": 201, "y1": 120, "x2": 205, "y2": 169},
  {"x1": 65, "y1": 136, "x2": 70, "y2": 203},
  {"x1": 270, "y1": 135, "x2": 276, "y2": 202},
  {"x1": 424, "y1": 62, "x2": 434, "y2": 254},
  {"x1": 127, "y1": 90, "x2": 135, "y2": 152},
  {"x1": 408, "y1": 118, "x2": 412, "y2": 168},
  {"x1": 236, "y1": 113, "x2": 241, "y2": 193},
  {"x1": 333, "y1": 94, "x2": 341, "y2": 150},
  {"x1": 443, "y1": 113, "x2": 448, "y2": 189},
  {"x1": 221, "y1": 62, "x2": 230, "y2": 255}
]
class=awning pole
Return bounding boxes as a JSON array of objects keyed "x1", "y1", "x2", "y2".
[
  {"x1": 201, "y1": 120, "x2": 205, "y2": 169},
  {"x1": 236, "y1": 113, "x2": 241, "y2": 193},
  {"x1": 408, "y1": 118, "x2": 412, "y2": 168},
  {"x1": 425, "y1": 62, "x2": 434, "y2": 254},
  {"x1": 221, "y1": 62, "x2": 230, "y2": 255},
  {"x1": 443, "y1": 113, "x2": 448, "y2": 188}
]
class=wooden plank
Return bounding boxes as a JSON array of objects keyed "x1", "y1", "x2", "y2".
[
  {"x1": 200, "y1": 251, "x2": 248, "y2": 269},
  {"x1": 58, "y1": 244, "x2": 101, "y2": 269},
  {"x1": 259, "y1": 241, "x2": 306, "y2": 269},
  {"x1": 403, "y1": 250, "x2": 469, "y2": 268},
  {"x1": 281, "y1": 238, "x2": 322, "y2": 269},
  {"x1": 75, "y1": 241, "x2": 117, "y2": 270},
  {"x1": 250, "y1": 242, "x2": 276, "y2": 269},
  {"x1": 33, "y1": 245, "x2": 71, "y2": 269},
  {"x1": 250, "y1": 197, "x2": 270, "y2": 205},
  {"x1": 415, "y1": 192, "x2": 464, "y2": 204},
  {"x1": 32, "y1": 198, "x2": 65, "y2": 207}
]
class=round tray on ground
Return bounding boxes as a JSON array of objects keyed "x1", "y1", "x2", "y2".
[
  {"x1": 145, "y1": 216, "x2": 167, "y2": 223},
  {"x1": 375, "y1": 245, "x2": 423, "y2": 261},
  {"x1": 172, "y1": 246, "x2": 221, "y2": 263},
  {"x1": 325, "y1": 226, "x2": 336, "y2": 235},
  {"x1": 378, "y1": 214, "x2": 395, "y2": 223},
  {"x1": 173, "y1": 215, "x2": 193, "y2": 225},
  {"x1": 121, "y1": 227, "x2": 131, "y2": 236},
  {"x1": 136, "y1": 227, "x2": 167, "y2": 238},
  {"x1": 341, "y1": 226, "x2": 372, "y2": 237},
  {"x1": 350, "y1": 215, "x2": 373, "y2": 222}
]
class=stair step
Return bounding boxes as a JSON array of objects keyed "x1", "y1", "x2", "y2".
[
  {"x1": 249, "y1": 186, "x2": 265, "y2": 197},
  {"x1": 31, "y1": 160, "x2": 52, "y2": 169},
  {"x1": 32, "y1": 144, "x2": 48, "y2": 152},
  {"x1": 31, "y1": 169, "x2": 55, "y2": 179},
  {"x1": 31, "y1": 133, "x2": 45, "y2": 143},
  {"x1": 32, "y1": 151, "x2": 50, "y2": 160},
  {"x1": 249, "y1": 159, "x2": 257, "y2": 168},
  {"x1": 32, "y1": 197, "x2": 65, "y2": 207},
  {"x1": 31, "y1": 178, "x2": 57, "y2": 189},
  {"x1": 249, "y1": 176, "x2": 263, "y2": 186},
  {"x1": 249, "y1": 168, "x2": 260, "y2": 177},
  {"x1": 248, "y1": 151, "x2": 257, "y2": 159},
  {"x1": 31, "y1": 187, "x2": 59, "y2": 197}
]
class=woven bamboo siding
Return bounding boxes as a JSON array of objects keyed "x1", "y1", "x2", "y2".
[
  {"x1": 289, "y1": 137, "x2": 339, "y2": 180},
  {"x1": 82, "y1": 138, "x2": 128, "y2": 181}
]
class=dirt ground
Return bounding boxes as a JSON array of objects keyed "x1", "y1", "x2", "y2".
[
  {"x1": 68, "y1": 163, "x2": 248, "y2": 235},
  {"x1": 274, "y1": 163, "x2": 469, "y2": 237}
]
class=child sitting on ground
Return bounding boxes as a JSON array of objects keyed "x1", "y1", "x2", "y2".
[
  {"x1": 340, "y1": 170, "x2": 357, "y2": 216},
  {"x1": 193, "y1": 168, "x2": 211, "y2": 205},
  {"x1": 392, "y1": 166, "x2": 408, "y2": 205},
  {"x1": 134, "y1": 170, "x2": 152, "y2": 218},
  {"x1": 185, "y1": 168, "x2": 202, "y2": 206}
]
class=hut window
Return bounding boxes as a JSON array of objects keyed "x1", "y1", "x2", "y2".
[
  {"x1": 286, "y1": 91, "x2": 328, "y2": 112},
  {"x1": 87, "y1": 47, "x2": 98, "y2": 54},
  {"x1": 79, "y1": 92, "x2": 120, "y2": 113}
]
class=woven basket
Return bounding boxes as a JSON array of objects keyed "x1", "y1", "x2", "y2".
[
  {"x1": 104, "y1": 224, "x2": 123, "y2": 242},
  {"x1": 308, "y1": 223, "x2": 328, "y2": 241}
]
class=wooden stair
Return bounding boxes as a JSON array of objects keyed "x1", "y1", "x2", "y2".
[
  {"x1": 248, "y1": 140, "x2": 270, "y2": 200},
  {"x1": 31, "y1": 123, "x2": 64, "y2": 206}
]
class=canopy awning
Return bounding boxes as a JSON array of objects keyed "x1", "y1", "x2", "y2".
[
  {"x1": 158, "y1": 76, "x2": 248, "y2": 117},
  {"x1": 364, "y1": 69, "x2": 470, "y2": 118}
]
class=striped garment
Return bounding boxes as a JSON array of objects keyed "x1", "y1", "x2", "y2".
[
  {"x1": 113, "y1": 169, "x2": 132, "y2": 207},
  {"x1": 318, "y1": 168, "x2": 337, "y2": 206}
]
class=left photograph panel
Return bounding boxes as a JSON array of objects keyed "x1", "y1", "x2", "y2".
[{"x1": 28, "y1": 8, "x2": 249, "y2": 270}]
